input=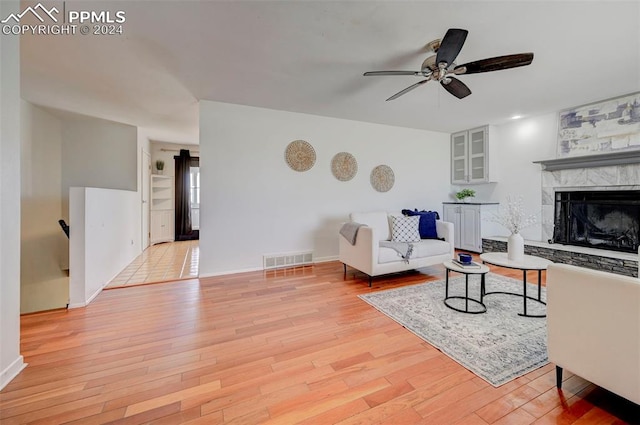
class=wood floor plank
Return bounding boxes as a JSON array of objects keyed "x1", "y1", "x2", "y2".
[
  {"x1": 63, "y1": 406, "x2": 127, "y2": 425},
  {"x1": 492, "y1": 407, "x2": 538, "y2": 425},
  {"x1": 335, "y1": 369, "x2": 475, "y2": 425},
  {"x1": 475, "y1": 384, "x2": 542, "y2": 423},
  {"x1": 1, "y1": 260, "x2": 635, "y2": 424},
  {"x1": 452, "y1": 413, "x2": 491, "y2": 425},
  {"x1": 265, "y1": 377, "x2": 391, "y2": 424},
  {"x1": 222, "y1": 382, "x2": 310, "y2": 422},
  {"x1": 415, "y1": 377, "x2": 531, "y2": 423},
  {"x1": 297, "y1": 398, "x2": 371, "y2": 425},
  {"x1": 124, "y1": 380, "x2": 221, "y2": 417},
  {"x1": 102, "y1": 375, "x2": 195, "y2": 412},
  {"x1": 377, "y1": 406, "x2": 424, "y2": 424},
  {"x1": 522, "y1": 375, "x2": 595, "y2": 419}
]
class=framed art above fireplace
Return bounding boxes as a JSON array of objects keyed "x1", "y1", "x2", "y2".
[{"x1": 557, "y1": 92, "x2": 640, "y2": 158}]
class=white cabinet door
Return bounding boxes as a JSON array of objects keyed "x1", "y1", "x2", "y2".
[
  {"x1": 467, "y1": 127, "x2": 488, "y2": 183},
  {"x1": 451, "y1": 131, "x2": 468, "y2": 184},
  {"x1": 151, "y1": 210, "x2": 174, "y2": 244},
  {"x1": 443, "y1": 204, "x2": 461, "y2": 247},
  {"x1": 443, "y1": 203, "x2": 497, "y2": 252},
  {"x1": 460, "y1": 205, "x2": 481, "y2": 252},
  {"x1": 450, "y1": 126, "x2": 491, "y2": 184}
]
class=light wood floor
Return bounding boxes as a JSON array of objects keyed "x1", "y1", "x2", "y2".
[
  {"x1": 2, "y1": 259, "x2": 638, "y2": 424},
  {"x1": 106, "y1": 241, "x2": 199, "y2": 289}
]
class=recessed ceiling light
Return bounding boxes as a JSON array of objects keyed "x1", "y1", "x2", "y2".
[{"x1": 511, "y1": 115, "x2": 522, "y2": 120}]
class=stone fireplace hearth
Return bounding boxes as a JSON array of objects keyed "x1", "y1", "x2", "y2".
[{"x1": 482, "y1": 237, "x2": 638, "y2": 277}]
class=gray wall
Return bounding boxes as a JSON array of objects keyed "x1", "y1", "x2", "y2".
[{"x1": 61, "y1": 114, "x2": 137, "y2": 218}]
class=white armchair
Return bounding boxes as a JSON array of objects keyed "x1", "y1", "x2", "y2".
[
  {"x1": 546, "y1": 263, "x2": 640, "y2": 404},
  {"x1": 339, "y1": 211, "x2": 454, "y2": 286}
]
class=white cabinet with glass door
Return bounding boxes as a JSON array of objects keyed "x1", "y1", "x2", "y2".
[{"x1": 451, "y1": 126, "x2": 496, "y2": 184}]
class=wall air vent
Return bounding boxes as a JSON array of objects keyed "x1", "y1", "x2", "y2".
[{"x1": 263, "y1": 251, "x2": 313, "y2": 270}]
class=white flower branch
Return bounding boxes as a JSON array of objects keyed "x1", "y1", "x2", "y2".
[{"x1": 487, "y1": 195, "x2": 537, "y2": 234}]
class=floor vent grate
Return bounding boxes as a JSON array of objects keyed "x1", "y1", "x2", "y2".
[{"x1": 263, "y1": 251, "x2": 313, "y2": 270}]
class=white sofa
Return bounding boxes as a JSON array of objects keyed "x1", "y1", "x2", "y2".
[
  {"x1": 339, "y1": 211, "x2": 454, "y2": 286},
  {"x1": 546, "y1": 263, "x2": 640, "y2": 405}
]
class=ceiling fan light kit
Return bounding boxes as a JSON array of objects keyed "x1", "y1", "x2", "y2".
[{"x1": 364, "y1": 28, "x2": 534, "y2": 101}]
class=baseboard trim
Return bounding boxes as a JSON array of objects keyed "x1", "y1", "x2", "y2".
[
  {"x1": 199, "y1": 266, "x2": 263, "y2": 278},
  {"x1": 85, "y1": 284, "x2": 104, "y2": 305},
  {"x1": 312, "y1": 256, "x2": 339, "y2": 263},
  {"x1": 68, "y1": 282, "x2": 105, "y2": 309},
  {"x1": 199, "y1": 257, "x2": 340, "y2": 278},
  {"x1": 0, "y1": 355, "x2": 27, "y2": 391}
]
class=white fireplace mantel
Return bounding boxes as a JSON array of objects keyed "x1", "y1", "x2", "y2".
[{"x1": 534, "y1": 150, "x2": 640, "y2": 171}]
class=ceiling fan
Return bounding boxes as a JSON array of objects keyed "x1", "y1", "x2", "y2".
[{"x1": 363, "y1": 28, "x2": 534, "y2": 101}]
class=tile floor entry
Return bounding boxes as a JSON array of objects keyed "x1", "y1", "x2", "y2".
[{"x1": 106, "y1": 240, "x2": 199, "y2": 289}]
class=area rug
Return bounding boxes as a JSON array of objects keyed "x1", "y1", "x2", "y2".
[{"x1": 359, "y1": 273, "x2": 548, "y2": 387}]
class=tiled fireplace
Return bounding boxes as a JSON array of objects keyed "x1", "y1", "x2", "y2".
[
  {"x1": 540, "y1": 162, "x2": 640, "y2": 242},
  {"x1": 484, "y1": 152, "x2": 640, "y2": 277},
  {"x1": 536, "y1": 154, "x2": 640, "y2": 276}
]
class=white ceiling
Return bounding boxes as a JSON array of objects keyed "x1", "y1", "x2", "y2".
[{"x1": 20, "y1": 1, "x2": 640, "y2": 144}]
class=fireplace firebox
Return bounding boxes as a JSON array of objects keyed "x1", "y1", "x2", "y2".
[{"x1": 552, "y1": 190, "x2": 640, "y2": 253}]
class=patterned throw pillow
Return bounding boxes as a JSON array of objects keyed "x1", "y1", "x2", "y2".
[{"x1": 390, "y1": 215, "x2": 421, "y2": 243}]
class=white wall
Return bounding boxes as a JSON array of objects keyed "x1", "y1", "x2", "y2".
[
  {"x1": 461, "y1": 113, "x2": 559, "y2": 240},
  {"x1": 61, "y1": 114, "x2": 138, "y2": 218},
  {"x1": 69, "y1": 187, "x2": 140, "y2": 308},
  {"x1": 20, "y1": 102, "x2": 69, "y2": 313},
  {"x1": 199, "y1": 101, "x2": 450, "y2": 276},
  {"x1": 0, "y1": 0, "x2": 26, "y2": 390}
]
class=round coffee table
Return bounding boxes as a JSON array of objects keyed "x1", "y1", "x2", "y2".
[
  {"x1": 443, "y1": 260, "x2": 491, "y2": 314},
  {"x1": 479, "y1": 252, "x2": 552, "y2": 318}
]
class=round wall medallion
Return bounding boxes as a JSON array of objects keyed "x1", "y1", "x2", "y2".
[
  {"x1": 370, "y1": 164, "x2": 395, "y2": 192},
  {"x1": 285, "y1": 140, "x2": 316, "y2": 172},
  {"x1": 331, "y1": 152, "x2": 358, "y2": 181}
]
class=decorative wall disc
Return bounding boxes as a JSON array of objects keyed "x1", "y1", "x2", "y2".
[
  {"x1": 331, "y1": 152, "x2": 358, "y2": 181},
  {"x1": 285, "y1": 140, "x2": 316, "y2": 172},
  {"x1": 370, "y1": 164, "x2": 395, "y2": 192}
]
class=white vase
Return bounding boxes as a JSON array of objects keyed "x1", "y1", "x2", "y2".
[{"x1": 507, "y1": 232, "x2": 524, "y2": 262}]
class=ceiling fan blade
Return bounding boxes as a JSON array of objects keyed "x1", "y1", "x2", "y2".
[
  {"x1": 454, "y1": 53, "x2": 534, "y2": 75},
  {"x1": 441, "y1": 77, "x2": 471, "y2": 99},
  {"x1": 386, "y1": 79, "x2": 430, "y2": 101},
  {"x1": 436, "y1": 28, "x2": 468, "y2": 66},
  {"x1": 363, "y1": 71, "x2": 420, "y2": 76}
]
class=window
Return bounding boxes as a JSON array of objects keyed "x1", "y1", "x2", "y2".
[
  {"x1": 189, "y1": 166, "x2": 200, "y2": 208},
  {"x1": 189, "y1": 166, "x2": 200, "y2": 230}
]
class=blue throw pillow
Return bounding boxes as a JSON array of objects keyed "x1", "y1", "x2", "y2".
[{"x1": 401, "y1": 209, "x2": 439, "y2": 239}]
